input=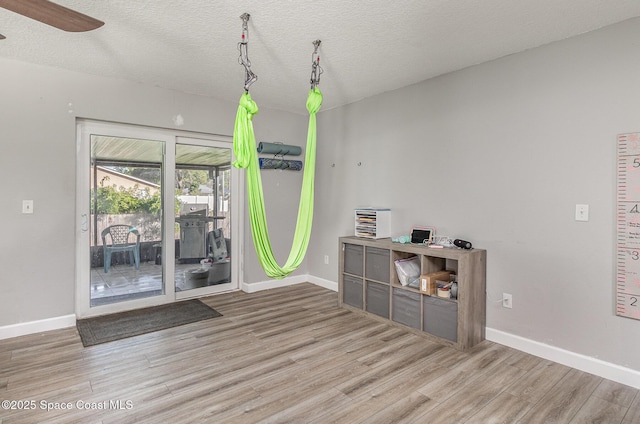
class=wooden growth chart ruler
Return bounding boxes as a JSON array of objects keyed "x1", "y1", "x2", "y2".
[{"x1": 616, "y1": 132, "x2": 640, "y2": 320}]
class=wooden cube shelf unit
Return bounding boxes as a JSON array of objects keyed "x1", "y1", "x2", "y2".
[{"x1": 338, "y1": 236, "x2": 487, "y2": 351}]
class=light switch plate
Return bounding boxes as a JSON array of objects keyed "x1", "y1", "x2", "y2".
[{"x1": 575, "y1": 204, "x2": 589, "y2": 221}]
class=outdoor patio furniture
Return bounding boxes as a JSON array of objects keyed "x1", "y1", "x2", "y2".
[{"x1": 101, "y1": 225, "x2": 140, "y2": 273}]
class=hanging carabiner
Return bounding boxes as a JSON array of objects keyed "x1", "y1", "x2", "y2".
[
  {"x1": 238, "y1": 13, "x2": 257, "y2": 92},
  {"x1": 310, "y1": 40, "x2": 323, "y2": 90}
]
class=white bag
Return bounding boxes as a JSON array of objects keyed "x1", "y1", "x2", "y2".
[{"x1": 394, "y1": 256, "x2": 420, "y2": 286}]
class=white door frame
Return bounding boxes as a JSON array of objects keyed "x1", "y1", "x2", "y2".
[{"x1": 75, "y1": 119, "x2": 243, "y2": 318}]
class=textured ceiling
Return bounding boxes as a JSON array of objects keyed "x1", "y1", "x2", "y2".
[{"x1": 2, "y1": 1, "x2": 640, "y2": 114}]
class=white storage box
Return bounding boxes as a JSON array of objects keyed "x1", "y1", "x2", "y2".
[{"x1": 355, "y1": 208, "x2": 391, "y2": 239}]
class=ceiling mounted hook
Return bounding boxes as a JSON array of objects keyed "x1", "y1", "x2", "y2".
[
  {"x1": 238, "y1": 13, "x2": 257, "y2": 92},
  {"x1": 310, "y1": 40, "x2": 323, "y2": 90}
]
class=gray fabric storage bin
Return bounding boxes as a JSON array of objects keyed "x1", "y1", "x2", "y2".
[
  {"x1": 423, "y1": 296, "x2": 458, "y2": 342},
  {"x1": 343, "y1": 274, "x2": 363, "y2": 309},
  {"x1": 365, "y1": 247, "x2": 390, "y2": 283},
  {"x1": 343, "y1": 243, "x2": 364, "y2": 276},
  {"x1": 366, "y1": 281, "x2": 389, "y2": 318},
  {"x1": 392, "y1": 288, "x2": 421, "y2": 329}
]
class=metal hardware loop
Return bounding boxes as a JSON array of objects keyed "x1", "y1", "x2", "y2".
[
  {"x1": 310, "y1": 39, "x2": 323, "y2": 89},
  {"x1": 238, "y1": 13, "x2": 257, "y2": 92}
]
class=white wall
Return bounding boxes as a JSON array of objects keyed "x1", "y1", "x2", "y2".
[
  {"x1": 309, "y1": 18, "x2": 640, "y2": 372},
  {"x1": 0, "y1": 57, "x2": 307, "y2": 327}
]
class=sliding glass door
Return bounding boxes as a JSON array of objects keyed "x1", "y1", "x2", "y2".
[
  {"x1": 76, "y1": 121, "x2": 241, "y2": 318},
  {"x1": 174, "y1": 138, "x2": 236, "y2": 299},
  {"x1": 88, "y1": 135, "x2": 165, "y2": 307}
]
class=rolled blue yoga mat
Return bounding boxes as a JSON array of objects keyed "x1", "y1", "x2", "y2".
[
  {"x1": 257, "y1": 142, "x2": 302, "y2": 156},
  {"x1": 259, "y1": 158, "x2": 303, "y2": 171}
]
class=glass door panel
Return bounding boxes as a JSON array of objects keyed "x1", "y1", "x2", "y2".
[
  {"x1": 89, "y1": 135, "x2": 164, "y2": 306},
  {"x1": 175, "y1": 142, "x2": 232, "y2": 294}
]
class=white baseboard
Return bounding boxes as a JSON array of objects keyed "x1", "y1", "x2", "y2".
[
  {"x1": 0, "y1": 314, "x2": 76, "y2": 341},
  {"x1": 242, "y1": 274, "x2": 310, "y2": 293},
  {"x1": 307, "y1": 275, "x2": 338, "y2": 292},
  {"x1": 242, "y1": 274, "x2": 338, "y2": 293},
  {"x1": 486, "y1": 327, "x2": 640, "y2": 389}
]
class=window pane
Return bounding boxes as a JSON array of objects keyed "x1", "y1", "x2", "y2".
[
  {"x1": 89, "y1": 135, "x2": 164, "y2": 306},
  {"x1": 175, "y1": 143, "x2": 232, "y2": 292}
]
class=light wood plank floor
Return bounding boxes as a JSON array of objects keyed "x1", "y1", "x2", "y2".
[{"x1": 1, "y1": 283, "x2": 638, "y2": 423}]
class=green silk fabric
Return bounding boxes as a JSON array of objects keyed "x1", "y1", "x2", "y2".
[{"x1": 233, "y1": 88, "x2": 323, "y2": 279}]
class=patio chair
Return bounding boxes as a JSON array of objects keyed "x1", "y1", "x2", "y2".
[{"x1": 101, "y1": 225, "x2": 141, "y2": 273}]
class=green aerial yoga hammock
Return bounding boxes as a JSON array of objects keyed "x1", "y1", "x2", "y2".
[{"x1": 233, "y1": 87, "x2": 323, "y2": 279}]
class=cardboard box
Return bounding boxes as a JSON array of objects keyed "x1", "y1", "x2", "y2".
[{"x1": 419, "y1": 271, "x2": 454, "y2": 295}]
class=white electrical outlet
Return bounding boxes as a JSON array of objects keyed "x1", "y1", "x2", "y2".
[
  {"x1": 502, "y1": 293, "x2": 513, "y2": 309},
  {"x1": 22, "y1": 200, "x2": 34, "y2": 214}
]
